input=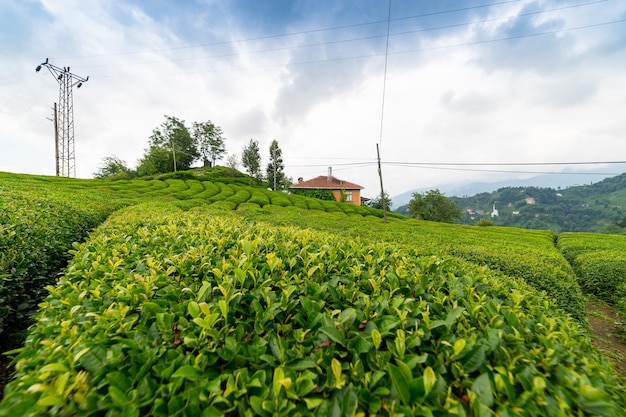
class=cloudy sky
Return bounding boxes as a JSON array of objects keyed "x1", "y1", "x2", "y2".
[{"x1": 1, "y1": 0, "x2": 626, "y2": 198}]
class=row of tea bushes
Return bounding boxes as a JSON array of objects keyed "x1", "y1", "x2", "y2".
[
  {"x1": 558, "y1": 232, "x2": 626, "y2": 336},
  {"x1": 1, "y1": 203, "x2": 623, "y2": 416},
  {"x1": 0, "y1": 184, "x2": 120, "y2": 341},
  {"x1": 242, "y1": 206, "x2": 588, "y2": 323}
]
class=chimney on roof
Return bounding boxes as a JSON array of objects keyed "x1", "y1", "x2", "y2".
[
  {"x1": 327, "y1": 166, "x2": 332, "y2": 182},
  {"x1": 298, "y1": 177, "x2": 303, "y2": 183}
]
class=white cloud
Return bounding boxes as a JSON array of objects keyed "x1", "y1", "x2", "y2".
[{"x1": 1, "y1": 0, "x2": 626, "y2": 197}]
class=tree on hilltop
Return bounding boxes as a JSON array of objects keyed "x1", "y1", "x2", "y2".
[
  {"x1": 241, "y1": 139, "x2": 262, "y2": 183},
  {"x1": 266, "y1": 140, "x2": 287, "y2": 191},
  {"x1": 137, "y1": 115, "x2": 198, "y2": 176},
  {"x1": 93, "y1": 156, "x2": 135, "y2": 179},
  {"x1": 193, "y1": 120, "x2": 226, "y2": 167}
]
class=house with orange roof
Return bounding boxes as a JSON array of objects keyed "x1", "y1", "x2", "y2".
[{"x1": 290, "y1": 168, "x2": 364, "y2": 206}]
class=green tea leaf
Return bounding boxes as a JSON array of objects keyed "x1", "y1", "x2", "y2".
[
  {"x1": 423, "y1": 366, "x2": 436, "y2": 397},
  {"x1": 172, "y1": 365, "x2": 203, "y2": 381},
  {"x1": 371, "y1": 329, "x2": 382, "y2": 350},
  {"x1": 269, "y1": 333, "x2": 286, "y2": 363},
  {"x1": 197, "y1": 281, "x2": 211, "y2": 302},
  {"x1": 463, "y1": 345, "x2": 486, "y2": 373},
  {"x1": 387, "y1": 364, "x2": 411, "y2": 405},
  {"x1": 320, "y1": 327, "x2": 346, "y2": 346},
  {"x1": 187, "y1": 301, "x2": 200, "y2": 318},
  {"x1": 108, "y1": 385, "x2": 128, "y2": 406},
  {"x1": 453, "y1": 338, "x2": 466, "y2": 357},
  {"x1": 78, "y1": 346, "x2": 106, "y2": 373},
  {"x1": 470, "y1": 373, "x2": 494, "y2": 407}
]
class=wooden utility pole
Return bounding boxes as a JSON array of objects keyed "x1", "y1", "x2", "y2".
[{"x1": 377, "y1": 143, "x2": 388, "y2": 223}]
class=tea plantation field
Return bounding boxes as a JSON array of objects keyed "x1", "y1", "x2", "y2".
[{"x1": 1, "y1": 170, "x2": 625, "y2": 416}]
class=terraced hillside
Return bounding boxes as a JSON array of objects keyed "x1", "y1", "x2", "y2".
[{"x1": 1, "y1": 169, "x2": 625, "y2": 416}]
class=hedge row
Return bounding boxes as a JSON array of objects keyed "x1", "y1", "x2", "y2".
[
  {"x1": 558, "y1": 232, "x2": 626, "y2": 336},
  {"x1": 0, "y1": 186, "x2": 119, "y2": 341},
  {"x1": 1, "y1": 203, "x2": 623, "y2": 416},
  {"x1": 241, "y1": 208, "x2": 587, "y2": 323}
]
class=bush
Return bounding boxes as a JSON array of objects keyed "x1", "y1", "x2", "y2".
[
  {"x1": 0, "y1": 187, "x2": 118, "y2": 344},
  {"x1": 476, "y1": 219, "x2": 493, "y2": 227},
  {"x1": 1, "y1": 204, "x2": 624, "y2": 416}
]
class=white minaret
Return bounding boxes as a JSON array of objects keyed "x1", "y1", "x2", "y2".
[{"x1": 491, "y1": 203, "x2": 499, "y2": 218}]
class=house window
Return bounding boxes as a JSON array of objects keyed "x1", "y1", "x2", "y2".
[{"x1": 345, "y1": 192, "x2": 353, "y2": 202}]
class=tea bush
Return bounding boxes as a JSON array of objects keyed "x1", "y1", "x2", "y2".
[
  {"x1": 208, "y1": 183, "x2": 236, "y2": 202},
  {"x1": 244, "y1": 209, "x2": 587, "y2": 322},
  {"x1": 558, "y1": 232, "x2": 626, "y2": 336},
  {"x1": 558, "y1": 233, "x2": 626, "y2": 299},
  {"x1": 1, "y1": 203, "x2": 624, "y2": 416},
  {"x1": 0, "y1": 186, "x2": 118, "y2": 340}
]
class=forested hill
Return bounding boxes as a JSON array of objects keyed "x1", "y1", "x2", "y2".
[{"x1": 448, "y1": 173, "x2": 626, "y2": 233}]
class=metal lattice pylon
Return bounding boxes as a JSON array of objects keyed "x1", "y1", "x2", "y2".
[{"x1": 36, "y1": 58, "x2": 88, "y2": 177}]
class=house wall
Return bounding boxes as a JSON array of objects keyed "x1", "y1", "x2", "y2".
[{"x1": 331, "y1": 189, "x2": 361, "y2": 206}]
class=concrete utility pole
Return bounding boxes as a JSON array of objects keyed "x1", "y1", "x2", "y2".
[{"x1": 36, "y1": 58, "x2": 89, "y2": 177}]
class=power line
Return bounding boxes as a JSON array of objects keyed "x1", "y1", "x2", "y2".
[
  {"x1": 385, "y1": 164, "x2": 622, "y2": 176},
  {"x1": 378, "y1": 0, "x2": 392, "y2": 147},
  {"x1": 83, "y1": 16, "x2": 626, "y2": 79},
  {"x1": 385, "y1": 160, "x2": 626, "y2": 166},
  {"x1": 69, "y1": 0, "x2": 606, "y2": 72},
  {"x1": 55, "y1": 0, "x2": 525, "y2": 60}
]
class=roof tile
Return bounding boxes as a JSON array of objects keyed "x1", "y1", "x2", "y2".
[{"x1": 290, "y1": 175, "x2": 364, "y2": 190}]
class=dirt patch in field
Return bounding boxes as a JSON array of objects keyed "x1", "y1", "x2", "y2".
[
  {"x1": 586, "y1": 297, "x2": 626, "y2": 378},
  {"x1": 0, "y1": 355, "x2": 14, "y2": 402}
]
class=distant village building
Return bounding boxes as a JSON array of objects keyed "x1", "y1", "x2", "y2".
[
  {"x1": 289, "y1": 167, "x2": 364, "y2": 206},
  {"x1": 526, "y1": 197, "x2": 536, "y2": 205}
]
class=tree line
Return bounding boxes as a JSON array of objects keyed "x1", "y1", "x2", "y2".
[
  {"x1": 94, "y1": 115, "x2": 465, "y2": 218},
  {"x1": 94, "y1": 115, "x2": 291, "y2": 191}
]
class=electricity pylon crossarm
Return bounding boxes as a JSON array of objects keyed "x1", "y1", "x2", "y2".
[{"x1": 36, "y1": 58, "x2": 89, "y2": 177}]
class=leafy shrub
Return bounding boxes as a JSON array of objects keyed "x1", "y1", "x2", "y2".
[
  {"x1": 476, "y1": 219, "x2": 493, "y2": 227},
  {"x1": 290, "y1": 188, "x2": 335, "y2": 201},
  {"x1": 171, "y1": 180, "x2": 205, "y2": 200},
  {"x1": 242, "y1": 209, "x2": 587, "y2": 323},
  {"x1": 0, "y1": 187, "x2": 118, "y2": 342},
  {"x1": 558, "y1": 232, "x2": 626, "y2": 336},
  {"x1": 270, "y1": 194, "x2": 293, "y2": 207},
  {"x1": 194, "y1": 181, "x2": 220, "y2": 199},
  {"x1": 320, "y1": 200, "x2": 343, "y2": 213},
  {"x1": 286, "y1": 194, "x2": 309, "y2": 210},
  {"x1": 248, "y1": 192, "x2": 271, "y2": 207},
  {"x1": 226, "y1": 189, "x2": 252, "y2": 205},
  {"x1": 338, "y1": 203, "x2": 357, "y2": 215},
  {"x1": 208, "y1": 183, "x2": 235, "y2": 202},
  {"x1": 304, "y1": 198, "x2": 324, "y2": 211},
  {"x1": 208, "y1": 200, "x2": 238, "y2": 211},
  {"x1": 1, "y1": 204, "x2": 624, "y2": 416}
]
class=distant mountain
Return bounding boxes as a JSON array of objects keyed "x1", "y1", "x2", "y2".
[
  {"x1": 391, "y1": 164, "x2": 626, "y2": 208},
  {"x1": 448, "y1": 173, "x2": 626, "y2": 233}
]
